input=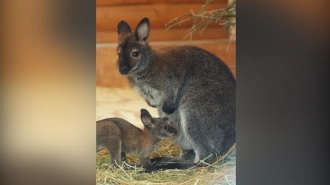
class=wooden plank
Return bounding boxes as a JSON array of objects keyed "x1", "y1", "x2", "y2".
[
  {"x1": 97, "y1": 0, "x2": 227, "y2": 6},
  {"x1": 230, "y1": 68, "x2": 236, "y2": 79},
  {"x1": 97, "y1": 27, "x2": 229, "y2": 43},
  {"x1": 96, "y1": 3, "x2": 227, "y2": 31},
  {"x1": 96, "y1": 46, "x2": 131, "y2": 88},
  {"x1": 96, "y1": 41, "x2": 236, "y2": 87}
]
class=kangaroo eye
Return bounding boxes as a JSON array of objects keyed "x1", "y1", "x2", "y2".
[
  {"x1": 132, "y1": 51, "x2": 139, "y2": 57},
  {"x1": 163, "y1": 125, "x2": 167, "y2": 129}
]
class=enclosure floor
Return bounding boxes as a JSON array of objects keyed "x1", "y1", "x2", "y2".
[{"x1": 96, "y1": 86, "x2": 159, "y2": 129}]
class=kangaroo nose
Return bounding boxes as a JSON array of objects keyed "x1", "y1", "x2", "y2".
[
  {"x1": 120, "y1": 65, "x2": 129, "y2": 74},
  {"x1": 121, "y1": 66, "x2": 127, "y2": 73}
]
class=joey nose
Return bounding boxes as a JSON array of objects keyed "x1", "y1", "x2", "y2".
[{"x1": 171, "y1": 127, "x2": 177, "y2": 135}]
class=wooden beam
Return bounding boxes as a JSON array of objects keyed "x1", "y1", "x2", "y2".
[
  {"x1": 96, "y1": 2, "x2": 227, "y2": 31},
  {"x1": 97, "y1": 27, "x2": 229, "y2": 43},
  {"x1": 97, "y1": 0, "x2": 227, "y2": 6}
]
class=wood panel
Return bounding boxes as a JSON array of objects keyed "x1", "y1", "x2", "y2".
[
  {"x1": 96, "y1": 47, "x2": 130, "y2": 88},
  {"x1": 97, "y1": 27, "x2": 229, "y2": 43},
  {"x1": 97, "y1": 0, "x2": 227, "y2": 6},
  {"x1": 96, "y1": 2, "x2": 227, "y2": 31},
  {"x1": 96, "y1": 41, "x2": 236, "y2": 87}
]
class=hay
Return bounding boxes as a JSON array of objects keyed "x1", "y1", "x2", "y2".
[
  {"x1": 165, "y1": 0, "x2": 236, "y2": 41},
  {"x1": 96, "y1": 139, "x2": 236, "y2": 185}
]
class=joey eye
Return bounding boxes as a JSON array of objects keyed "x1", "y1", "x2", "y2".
[
  {"x1": 132, "y1": 51, "x2": 139, "y2": 57},
  {"x1": 163, "y1": 125, "x2": 168, "y2": 129}
]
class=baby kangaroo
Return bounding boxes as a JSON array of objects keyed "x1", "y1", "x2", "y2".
[
  {"x1": 96, "y1": 109, "x2": 177, "y2": 170},
  {"x1": 116, "y1": 17, "x2": 236, "y2": 166}
]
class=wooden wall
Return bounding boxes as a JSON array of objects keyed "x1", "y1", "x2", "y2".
[{"x1": 96, "y1": 0, "x2": 236, "y2": 87}]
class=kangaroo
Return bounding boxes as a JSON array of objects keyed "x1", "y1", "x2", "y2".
[
  {"x1": 96, "y1": 109, "x2": 177, "y2": 170},
  {"x1": 116, "y1": 17, "x2": 236, "y2": 165}
]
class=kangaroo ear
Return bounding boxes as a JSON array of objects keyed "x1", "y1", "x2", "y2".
[
  {"x1": 140, "y1": 109, "x2": 153, "y2": 127},
  {"x1": 117, "y1": 20, "x2": 132, "y2": 35},
  {"x1": 135, "y1": 17, "x2": 150, "y2": 42}
]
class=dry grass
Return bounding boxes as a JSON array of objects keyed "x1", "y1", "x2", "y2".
[
  {"x1": 96, "y1": 139, "x2": 236, "y2": 185},
  {"x1": 165, "y1": 0, "x2": 236, "y2": 41}
]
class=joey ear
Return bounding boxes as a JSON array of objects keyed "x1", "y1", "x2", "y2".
[
  {"x1": 140, "y1": 109, "x2": 152, "y2": 118},
  {"x1": 140, "y1": 109, "x2": 153, "y2": 127},
  {"x1": 141, "y1": 114, "x2": 154, "y2": 128},
  {"x1": 117, "y1": 20, "x2": 132, "y2": 35},
  {"x1": 135, "y1": 17, "x2": 150, "y2": 42}
]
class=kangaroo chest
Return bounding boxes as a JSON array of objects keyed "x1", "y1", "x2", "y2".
[{"x1": 130, "y1": 77, "x2": 163, "y2": 107}]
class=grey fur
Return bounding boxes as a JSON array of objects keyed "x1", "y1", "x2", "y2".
[{"x1": 116, "y1": 18, "x2": 235, "y2": 163}]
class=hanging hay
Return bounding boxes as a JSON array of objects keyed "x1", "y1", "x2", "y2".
[
  {"x1": 165, "y1": 0, "x2": 236, "y2": 43},
  {"x1": 96, "y1": 139, "x2": 236, "y2": 185}
]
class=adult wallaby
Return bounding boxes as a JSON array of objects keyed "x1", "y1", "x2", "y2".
[
  {"x1": 116, "y1": 18, "x2": 236, "y2": 165},
  {"x1": 96, "y1": 109, "x2": 177, "y2": 170}
]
